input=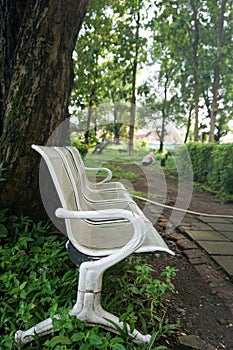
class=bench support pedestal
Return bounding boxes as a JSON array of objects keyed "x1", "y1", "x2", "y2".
[{"x1": 15, "y1": 274, "x2": 151, "y2": 346}]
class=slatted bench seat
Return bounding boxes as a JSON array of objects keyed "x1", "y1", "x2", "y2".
[{"x1": 15, "y1": 145, "x2": 174, "y2": 346}]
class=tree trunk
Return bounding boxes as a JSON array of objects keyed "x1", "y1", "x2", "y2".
[
  {"x1": 113, "y1": 105, "x2": 121, "y2": 144},
  {"x1": 0, "y1": 0, "x2": 89, "y2": 219},
  {"x1": 0, "y1": 0, "x2": 21, "y2": 136},
  {"x1": 184, "y1": 106, "x2": 193, "y2": 143},
  {"x1": 190, "y1": 0, "x2": 199, "y2": 142},
  {"x1": 209, "y1": 0, "x2": 226, "y2": 142},
  {"x1": 128, "y1": 9, "x2": 140, "y2": 157},
  {"x1": 129, "y1": 101, "x2": 136, "y2": 156},
  {"x1": 159, "y1": 109, "x2": 165, "y2": 153},
  {"x1": 159, "y1": 69, "x2": 169, "y2": 152}
]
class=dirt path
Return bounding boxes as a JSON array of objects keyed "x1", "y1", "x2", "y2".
[{"x1": 118, "y1": 163, "x2": 233, "y2": 349}]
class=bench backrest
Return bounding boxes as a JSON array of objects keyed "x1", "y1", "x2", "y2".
[
  {"x1": 66, "y1": 146, "x2": 89, "y2": 189},
  {"x1": 32, "y1": 145, "x2": 135, "y2": 255},
  {"x1": 55, "y1": 146, "x2": 112, "y2": 204},
  {"x1": 35, "y1": 146, "x2": 78, "y2": 211},
  {"x1": 53, "y1": 146, "x2": 91, "y2": 209}
]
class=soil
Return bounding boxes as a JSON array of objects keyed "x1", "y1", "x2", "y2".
[{"x1": 117, "y1": 162, "x2": 233, "y2": 350}]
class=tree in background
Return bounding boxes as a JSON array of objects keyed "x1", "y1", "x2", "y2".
[
  {"x1": 0, "y1": 0, "x2": 88, "y2": 218},
  {"x1": 138, "y1": 0, "x2": 232, "y2": 143},
  {"x1": 71, "y1": 0, "x2": 150, "y2": 155},
  {"x1": 71, "y1": 0, "x2": 113, "y2": 134},
  {"x1": 70, "y1": 0, "x2": 232, "y2": 149},
  {"x1": 209, "y1": 0, "x2": 227, "y2": 142}
]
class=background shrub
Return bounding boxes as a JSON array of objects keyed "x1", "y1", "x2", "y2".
[
  {"x1": 185, "y1": 143, "x2": 215, "y2": 183},
  {"x1": 176, "y1": 143, "x2": 233, "y2": 196},
  {"x1": 207, "y1": 144, "x2": 233, "y2": 195}
]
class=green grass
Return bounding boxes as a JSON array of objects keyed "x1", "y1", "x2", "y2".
[
  {"x1": 92, "y1": 162, "x2": 140, "y2": 181},
  {"x1": 83, "y1": 146, "x2": 178, "y2": 183},
  {"x1": 85, "y1": 146, "x2": 233, "y2": 201},
  {"x1": 84, "y1": 148, "x2": 146, "y2": 167}
]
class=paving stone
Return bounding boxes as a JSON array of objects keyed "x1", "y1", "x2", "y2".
[
  {"x1": 177, "y1": 239, "x2": 197, "y2": 250},
  {"x1": 220, "y1": 231, "x2": 233, "y2": 241},
  {"x1": 197, "y1": 216, "x2": 232, "y2": 224},
  {"x1": 197, "y1": 241, "x2": 233, "y2": 255},
  {"x1": 178, "y1": 334, "x2": 215, "y2": 350},
  {"x1": 211, "y1": 255, "x2": 233, "y2": 277},
  {"x1": 188, "y1": 256, "x2": 208, "y2": 265},
  {"x1": 168, "y1": 232, "x2": 185, "y2": 241},
  {"x1": 183, "y1": 249, "x2": 203, "y2": 259},
  {"x1": 185, "y1": 229, "x2": 230, "y2": 241},
  {"x1": 180, "y1": 222, "x2": 213, "y2": 231},
  {"x1": 208, "y1": 222, "x2": 233, "y2": 232},
  {"x1": 180, "y1": 219, "x2": 200, "y2": 226},
  {"x1": 179, "y1": 215, "x2": 233, "y2": 278}
]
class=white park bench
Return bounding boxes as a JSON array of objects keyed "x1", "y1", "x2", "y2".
[{"x1": 15, "y1": 145, "x2": 174, "y2": 346}]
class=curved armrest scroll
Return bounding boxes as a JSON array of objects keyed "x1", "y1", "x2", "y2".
[{"x1": 85, "y1": 166, "x2": 112, "y2": 184}]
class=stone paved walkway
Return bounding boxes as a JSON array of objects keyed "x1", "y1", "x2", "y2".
[
  {"x1": 145, "y1": 203, "x2": 233, "y2": 317},
  {"x1": 179, "y1": 216, "x2": 233, "y2": 278}
]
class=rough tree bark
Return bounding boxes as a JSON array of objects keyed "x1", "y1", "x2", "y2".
[{"x1": 0, "y1": 0, "x2": 89, "y2": 219}]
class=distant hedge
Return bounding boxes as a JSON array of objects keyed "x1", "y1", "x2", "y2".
[{"x1": 175, "y1": 143, "x2": 233, "y2": 196}]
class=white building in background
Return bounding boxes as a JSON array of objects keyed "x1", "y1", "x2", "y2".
[{"x1": 135, "y1": 123, "x2": 183, "y2": 151}]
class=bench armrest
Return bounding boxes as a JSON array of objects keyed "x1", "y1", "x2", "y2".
[
  {"x1": 84, "y1": 166, "x2": 112, "y2": 184},
  {"x1": 56, "y1": 208, "x2": 150, "y2": 292}
]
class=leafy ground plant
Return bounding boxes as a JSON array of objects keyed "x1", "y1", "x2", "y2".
[{"x1": 0, "y1": 210, "x2": 179, "y2": 350}]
